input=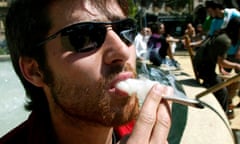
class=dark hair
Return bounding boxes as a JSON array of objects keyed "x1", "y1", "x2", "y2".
[
  {"x1": 5, "y1": 0, "x2": 129, "y2": 111},
  {"x1": 205, "y1": 0, "x2": 224, "y2": 9},
  {"x1": 149, "y1": 22, "x2": 163, "y2": 34},
  {"x1": 6, "y1": 0, "x2": 53, "y2": 111},
  {"x1": 225, "y1": 17, "x2": 240, "y2": 45}
]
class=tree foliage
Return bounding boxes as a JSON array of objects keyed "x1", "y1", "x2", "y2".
[{"x1": 128, "y1": 0, "x2": 138, "y2": 19}]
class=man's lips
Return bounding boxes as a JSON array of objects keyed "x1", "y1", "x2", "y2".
[{"x1": 108, "y1": 72, "x2": 134, "y2": 96}]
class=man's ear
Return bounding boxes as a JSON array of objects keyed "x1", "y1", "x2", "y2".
[{"x1": 19, "y1": 57, "x2": 45, "y2": 87}]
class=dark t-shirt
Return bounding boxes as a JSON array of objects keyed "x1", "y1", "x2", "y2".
[
  {"x1": 0, "y1": 111, "x2": 119, "y2": 144},
  {"x1": 147, "y1": 33, "x2": 169, "y2": 57},
  {"x1": 195, "y1": 33, "x2": 231, "y2": 78},
  {"x1": 207, "y1": 33, "x2": 231, "y2": 64},
  {"x1": 147, "y1": 33, "x2": 169, "y2": 66}
]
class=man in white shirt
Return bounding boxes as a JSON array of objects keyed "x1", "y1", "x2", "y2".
[{"x1": 134, "y1": 27, "x2": 151, "y2": 60}]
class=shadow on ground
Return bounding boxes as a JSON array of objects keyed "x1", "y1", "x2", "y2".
[
  {"x1": 178, "y1": 78, "x2": 203, "y2": 88},
  {"x1": 232, "y1": 129, "x2": 240, "y2": 144}
]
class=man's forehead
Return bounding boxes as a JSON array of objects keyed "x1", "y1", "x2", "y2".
[{"x1": 48, "y1": 0, "x2": 125, "y2": 33}]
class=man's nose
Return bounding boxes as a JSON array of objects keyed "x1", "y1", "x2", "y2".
[{"x1": 102, "y1": 29, "x2": 134, "y2": 65}]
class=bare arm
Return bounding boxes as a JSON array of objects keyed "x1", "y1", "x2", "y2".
[{"x1": 218, "y1": 56, "x2": 240, "y2": 71}]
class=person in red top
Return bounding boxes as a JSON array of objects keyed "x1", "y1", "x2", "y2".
[{"x1": 0, "y1": 0, "x2": 173, "y2": 144}]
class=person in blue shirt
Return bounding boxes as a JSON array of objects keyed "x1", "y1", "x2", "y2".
[
  {"x1": 206, "y1": 0, "x2": 240, "y2": 36},
  {"x1": 203, "y1": 0, "x2": 240, "y2": 118},
  {"x1": 206, "y1": 0, "x2": 240, "y2": 62}
]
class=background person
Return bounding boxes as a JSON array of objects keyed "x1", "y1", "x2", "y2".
[
  {"x1": 224, "y1": 17, "x2": 240, "y2": 117},
  {"x1": 0, "y1": 0, "x2": 172, "y2": 144},
  {"x1": 134, "y1": 27, "x2": 152, "y2": 60},
  {"x1": 184, "y1": 23, "x2": 196, "y2": 40},
  {"x1": 194, "y1": 19, "x2": 240, "y2": 118},
  {"x1": 148, "y1": 22, "x2": 180, "y2": 69},
  {"x1": 187, "y1": 23, "x2": 207, "y2": 49},
  {"x1": 204, "y1": 0, "x2": 240, "y2": 118},
  {"x1": 193, "y1": 24, "x2": 207, "y2": 42},
  {"x1": 205, "y1": 0, "x2": 240, "y2": 74},
  {"x1": 194, "y1": 30, "x2": 230, "y2": 112},
  {"x1": 206, "y1": 0, "x2": 240, "y2": 36}
]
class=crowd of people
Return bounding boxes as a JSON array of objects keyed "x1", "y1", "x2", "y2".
[
  {"x1": 0, "y1": 0, "x2": 240, "y2": 143},
  {"x1": 134, "y1": 22, "x2": 181, "y2": 70},
  {"x1": 194, "y1": 0, "x2": 240, "y2": 119},
  {"x1": 134, "y1": 0, "x2": 240, "y2": 119}
]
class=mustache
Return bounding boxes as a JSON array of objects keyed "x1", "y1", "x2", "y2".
[
  {"x1": 99, "y1": 63, "x2": 137, "y2": 86},
  {"x1": 107, "y1": 63, "x2": 136, "y2": 78},
  {"x1": 124, "y1": 63, "x2": 137, "y2": 76}
]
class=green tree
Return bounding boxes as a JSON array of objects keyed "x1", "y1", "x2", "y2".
[{"x1": 128, "y1": 0, "x2": 138, "y2": 19}]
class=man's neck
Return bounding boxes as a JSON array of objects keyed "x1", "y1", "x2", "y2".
[
  {"x1": 52, "y1": 114, "x2": 114, "y2": 144},
  {"x1": 48, "y1": 103, "x2": 114, "y2": 144}
]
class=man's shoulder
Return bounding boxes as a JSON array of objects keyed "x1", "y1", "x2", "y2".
[
  {"x1": 0, "y1": 111, "x2": 53, "y2": 144},
  {"x1": 0, "y1": 120, "x2": 29, "y2": 144}
]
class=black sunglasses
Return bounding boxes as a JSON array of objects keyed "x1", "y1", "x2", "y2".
[{"x1": 36, "y1": 18, "x2": 137, "y2": 53}]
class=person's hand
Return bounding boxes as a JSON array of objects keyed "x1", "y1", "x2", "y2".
[
  {"x1": 219, "y1": 66, "x2": 231, "y2": 75},
  {"x1": 234, "y1": 63, "x2": 240, "y2": 72},
  {"x1": 119, "y1": 84, "x2": 172, "y2": 144}
]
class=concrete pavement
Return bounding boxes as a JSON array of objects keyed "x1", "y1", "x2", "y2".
[
  {"x1": 173, "y1": 53, "x2": 239, "y2": 143},
  {"x1": 174, "y1": 53, "x2": 240, "y2": 129}
]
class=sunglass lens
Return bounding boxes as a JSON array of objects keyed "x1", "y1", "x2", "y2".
[
  {"x1": 119, "y1": 29, "x2": 137, "y2": 45},
  {"x1": 114, "y1": 19, "x2": 137, "y2": 45},
  {"x1": 66, "y1": 24, "x2": 106, "y2": 52}
]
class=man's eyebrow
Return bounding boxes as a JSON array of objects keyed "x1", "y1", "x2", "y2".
[{"x1": 107, "y1": 15, "x2": 126, "y2": 21}]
